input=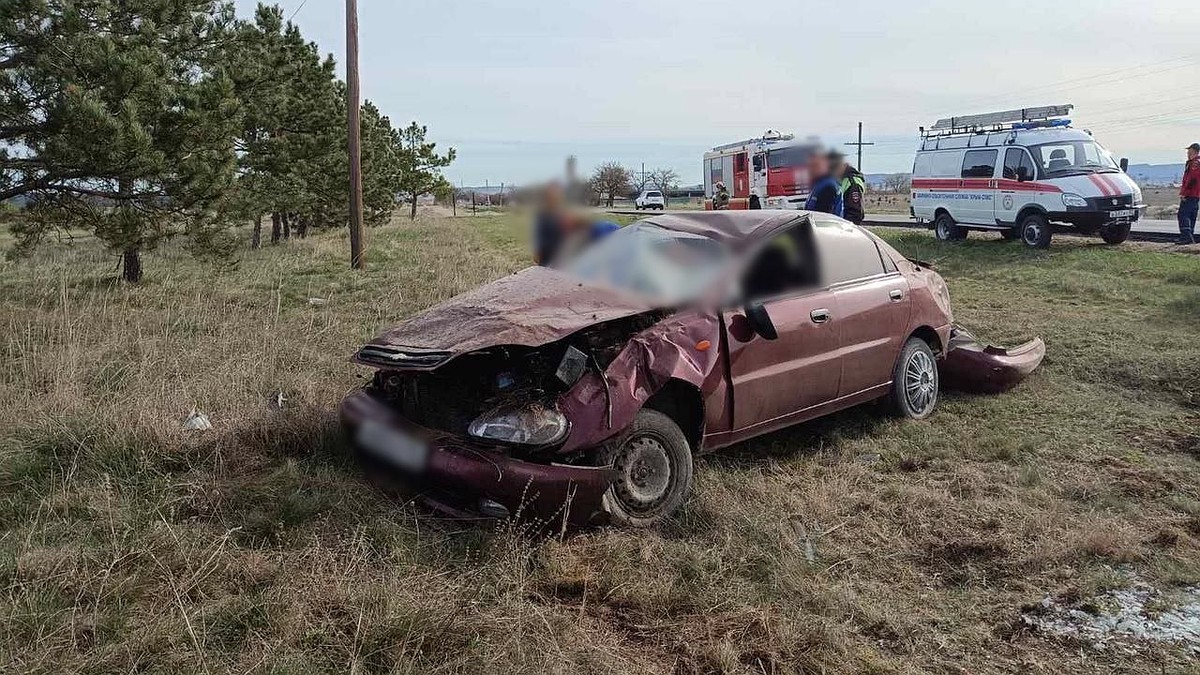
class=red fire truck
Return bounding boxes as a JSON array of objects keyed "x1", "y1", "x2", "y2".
[{"x1": 703, "y1": 131, "x2": 822, "y2": 210}]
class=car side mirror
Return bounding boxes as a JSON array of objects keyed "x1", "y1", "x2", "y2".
[
  {"x1": 744, "y1": 301, "x2": 778, "y2": 340},
  {"x1": 1119, "y1": 157, "x2": 1129, "y2": 172}
]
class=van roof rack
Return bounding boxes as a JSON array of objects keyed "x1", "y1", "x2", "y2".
[{"x1": 922, "y1": 104, "x2": 1074, "y2": 137}]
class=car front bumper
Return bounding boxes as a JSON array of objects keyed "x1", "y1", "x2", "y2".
[{"x1": 340, "y1": 388, "x2": 616, "y2": 527}]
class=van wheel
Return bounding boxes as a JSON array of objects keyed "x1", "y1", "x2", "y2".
[
  {"x1": 1019, "y1": 213, "x2": 1052, "y2": 248},
  {"x1": 934, "y1": 213, "x2": 966, "y2": 241},
  {"x1": 1100, "y1": 222, "x2": 1131, "y2": 245},
  {"x1": 597, "y1": 409, "x2": 693, "y2": 528},
  {"x1": 889, "y1": 337, "x2": 938, "y2": 419}
]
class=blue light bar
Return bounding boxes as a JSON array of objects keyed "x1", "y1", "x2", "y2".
[{"x1": 1011, "y1": 119, "x2": 1072, "y2": 130}]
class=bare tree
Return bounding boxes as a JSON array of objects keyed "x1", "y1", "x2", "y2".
[
  {"x1": 649, "y1": 168, "x2": 680, "y2": 207},
  {"x1": 591, "y1": 162, "x2": 632, "y2": 208},
  {"x1": 882, "y1": 173, "x2": 911, "y2": 193}
]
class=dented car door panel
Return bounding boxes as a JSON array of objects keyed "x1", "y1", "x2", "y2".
[{"x1": 721, "y1": 290, "x2": 842, "y2": 434}]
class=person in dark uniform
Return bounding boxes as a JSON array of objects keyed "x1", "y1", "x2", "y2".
[
  {"x1": 1179, "y1": 142, "x2": 1200, "y2": 245},
  {"x1": 830, "y1": 150, "x2": 867, "y2": 224},
  {"x1": 804, "y1": 150, "x2": 843, "y2": 217}
]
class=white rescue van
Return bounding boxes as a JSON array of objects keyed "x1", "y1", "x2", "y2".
[{"x1": 910, "y1": 105, "x2": 1145, "y2": 248}]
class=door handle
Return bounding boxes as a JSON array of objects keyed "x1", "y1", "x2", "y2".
[
  {"x1": 810, "y1": 308, "x2": 831, "y2": 324},
  {"x1": 889, "y1": 289, "x2": 904, "y2": 302}
]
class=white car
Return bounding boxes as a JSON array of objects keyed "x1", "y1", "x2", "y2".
[{"x1": 635, "y1": 190, "x2": 666, "y2": 210}]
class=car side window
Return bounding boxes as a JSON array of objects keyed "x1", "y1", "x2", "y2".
[
  {"x1": 742, "y1": 225, "x2": 820, "y2": 300},
  {"x1": 961, "y1": 149, "x2": 998, "y2": 178},
  {"x1": 820, "y1": 233, "x2": 886, "y2": 284},
  {"x1": 1002, "y1": 148, "x2": 1037, "y2": 180}
]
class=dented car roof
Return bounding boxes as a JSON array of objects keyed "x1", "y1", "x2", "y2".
[{"x1": 368, "y1": 265, "x2": 656, "y2": 354}]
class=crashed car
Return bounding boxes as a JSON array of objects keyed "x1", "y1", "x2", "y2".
[{"x1": 341, "y1": 211, "x2": 1023, "y2": 528}]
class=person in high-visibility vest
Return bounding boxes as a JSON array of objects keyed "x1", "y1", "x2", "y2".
[
  {"x1": 829, "y1": 150, "x2": 867, "y2": 224},
  {"x1": 712, "y1": 182, "x2": 730, "y2": 210}
]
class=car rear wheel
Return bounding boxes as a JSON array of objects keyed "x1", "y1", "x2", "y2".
[
  {"x1": 1019, "y1": 213, "x2": 1052, "y2": 248},
  {"x1": 597, "y1": 409, "x2": 693, "y2": 528},
  {"x1": 889, "y1": 337, "x2": 939, "y2": 419},
  {"x1": 1100, "y1": 222, "x2": 1131, "y2": 245},
  {"x1": 934, "y1": 213, "x2": 966, "y2": 241}
]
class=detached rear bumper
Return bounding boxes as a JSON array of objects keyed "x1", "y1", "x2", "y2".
[
  {"x1": 340, "y1": 388, "x2": 615, "y2": 527},
  {"x1": 939, "y1": 326, "x2": 1045, "y2": 394}
]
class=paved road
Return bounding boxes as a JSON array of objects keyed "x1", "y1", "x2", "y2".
[
  {"x1": 608, "y1": 209, "x2": 1181, "y2": 243},
  {"x1": 865, "y1": 213, "x2": 1179, "y2": 240}
]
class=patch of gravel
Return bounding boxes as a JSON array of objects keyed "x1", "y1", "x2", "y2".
[{"x1": 1023, "y1": 573, "x2": 1200, "y2": 654}]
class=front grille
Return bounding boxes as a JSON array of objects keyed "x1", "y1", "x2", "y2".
[
  {"x1": 356, "y1": 345, "x2": 453, "y2": 368},
  {"x1": 1086, "y1": 194, "x2": 1133, "y2": 210}
]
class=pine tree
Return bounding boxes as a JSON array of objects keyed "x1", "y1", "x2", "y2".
[
  {"x1": 1, "y1": 0, "x2": 242, "y2": 282},
  {"x1": 396, "y1": 122, "x2": 456, "y2": 220}
]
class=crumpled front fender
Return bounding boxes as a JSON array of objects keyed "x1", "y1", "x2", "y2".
[{"x1": 557, "y1": 311, "x2": 722, "y2": 453}]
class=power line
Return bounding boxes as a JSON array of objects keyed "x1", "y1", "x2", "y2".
[{"x1": 288, "y1": 0, "x2": 310, "y2": 22}]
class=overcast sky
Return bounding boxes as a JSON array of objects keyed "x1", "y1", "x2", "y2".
[{"x1": 234, "y1": 0, "x2": 1200, "y2": 186}]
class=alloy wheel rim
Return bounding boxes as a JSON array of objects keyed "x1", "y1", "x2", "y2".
[
  {"x1": 904, "y1": 350, "x2": 937, "y2": 414},
  {"x1": 612, "y1": 435, "x2": 672, "y2": 511}
]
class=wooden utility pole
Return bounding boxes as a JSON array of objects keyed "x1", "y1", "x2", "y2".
[
  {"x1": 844, "y1": 122, "x2": 874, "y2": 171},
  {"x1": 346, "y1": 0, "x2": 365, "y2": 269}
]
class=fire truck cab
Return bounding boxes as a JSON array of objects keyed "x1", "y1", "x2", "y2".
[{"x1": 703, "y1": 132, "x2": 822, "y2": 210}]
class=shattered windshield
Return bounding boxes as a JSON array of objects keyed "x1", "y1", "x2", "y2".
[
  {"x1": 1029, "y1": 140, "x2": 1120, "y2": 177},
  {"x1": 564, "y1": 223, "x2": 729, "y2": 304}
]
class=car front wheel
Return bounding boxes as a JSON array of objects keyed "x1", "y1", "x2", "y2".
[
  {"x1": 1100, "y1": 222, "x2": 1131, "y2": 245},
  {"x1": 597, "y1": 409, "x2": 693, "y2": 528},
  {"x1": 889, "y1": 337, "x2": 939, "y2": 419}
]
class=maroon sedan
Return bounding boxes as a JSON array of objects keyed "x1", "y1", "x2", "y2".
[{"x1": 341, "y1": 211, "x2": 961, "y2": 527}]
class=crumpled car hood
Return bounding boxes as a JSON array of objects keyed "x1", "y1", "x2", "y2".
[{"x1": 366, "y1": 266, "x2": 658, "y2": 354}]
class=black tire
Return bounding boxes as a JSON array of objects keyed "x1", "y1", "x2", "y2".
[
  {"x1": 749, "y1": 196, "x2": 761, "y2": 210},
  {"x1": 934, "y1": 213, "x2": 966, "y2": 241},
  {"x1": 1000, "y1": 228, "x2": 1020, "y2": 241},
  {"x1": 1100, "y1": 222, "x2": 1131, "y2": 245},
  {"x1": 596, "y1": 409, "x2": 693, "y2": 527},
  {"x1": 1019, "y1": 213, "x2": 1052, "y2": 249},
  {"x1": 888, "y1": 337, "x2": 939, "y2": 419}
]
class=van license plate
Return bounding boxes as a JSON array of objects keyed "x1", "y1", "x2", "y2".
[
  {"x1": 1110, "y1": 209, "x2": 1135, "y2": 218},
  {"x1": 356, "y1": 420, "x2": 429, "y2": 472}
]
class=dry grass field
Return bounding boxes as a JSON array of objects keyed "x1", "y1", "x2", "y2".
[{"x1": 2, "y1": 211, "x2": 1200, "y2": 674}]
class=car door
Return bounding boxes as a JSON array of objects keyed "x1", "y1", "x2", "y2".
[
  {"x1": 997, "y1": 147, "x2": 1036, "y2": 225},
  {"x1": 811, "y1": 217, "x2": 911, "y2": 397},
  {"x1": 959, "y1": 148, "x2": 999, "y2": 225},
  {"x1": 722, "y1": 222, "x2": 842, "y2": 432}
]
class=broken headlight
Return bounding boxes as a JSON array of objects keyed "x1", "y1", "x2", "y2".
[{"x1": 468, "y1": 402, "x2": 569, "y2": 446}]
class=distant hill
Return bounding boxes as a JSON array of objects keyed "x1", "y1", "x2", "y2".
[{"x1": 1124, "y1": 163, "x2": 1183, "y2": 186}]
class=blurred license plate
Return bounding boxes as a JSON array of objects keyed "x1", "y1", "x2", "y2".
[
  {"x1": 356, "y1": 420, "x2": 429, "y2": 472},
  {"x1": 1110, "y1": 209, "x2": 1135, "y2": 218}
]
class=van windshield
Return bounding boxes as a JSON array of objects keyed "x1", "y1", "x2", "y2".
[{"x1": 1028, "y1": 141, "x2": 1120, "y2": 177}]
